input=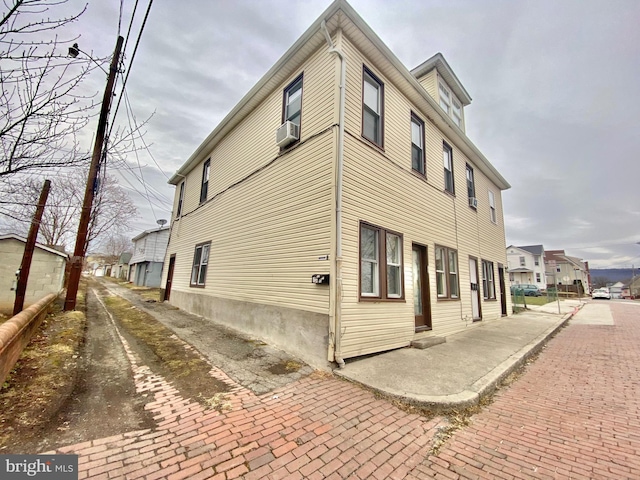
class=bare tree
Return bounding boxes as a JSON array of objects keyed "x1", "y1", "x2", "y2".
[
  {"x1": 0, "y1": 168, "x2": 138, "y2": 251},
  {"x1": 0, "y1": 0, "x2": 102, "y2": 179},
  {"x1": 101, "y1": 233, "x2": 132, "y2": 265}
]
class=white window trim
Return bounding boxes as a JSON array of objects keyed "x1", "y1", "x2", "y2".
[
  {"x1": 488, "y1": 190, "x2": 497, "y2": 223},
  {"x1": 360, "y1": 225, "x2": 379, "y2": 297},
  {"x1": 438, "y1": 78, "x2": 464, "y2": 129}
]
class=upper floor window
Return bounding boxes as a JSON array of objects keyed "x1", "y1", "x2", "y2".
[
  {"x1": 443, "y1": 142, "x2": 454, "y2": 194},
  {"x1": 362, "y1": 67, "x2": 383, "y2": 147},
  {"x1": 488, "y1": 190, "x2": 497, "y2": 223},
  {"x1": 482, "y1": 260, "x2": 496, "y2": 300},
  {"x1": 534, "y1": 256, "x2": 540, "y2": 266},
  {"x1": 435, "y1": 245, "x2": 459, "y2": 299},
  {"x1": 439, "y1": 81, "x2": 463, "y2": 128},
  {"x1": 411, "y1": 113, "x2": 425, "y2": 176},
  {"x1": 190, "y1": 242, "x2": 210, "y2": 287},
  {"x1": 466, "y1": 164, "x2": 475, "y2": 202},
  {"x1": 283, "y1": 74, "x2": 303, "y2": 128},
  {"x1": 360, "y1": 222, "x2": 403, "y2": 300},
  {"x1": 176, "y1": 181, "x2": 185, "y2": 217},
  {"x1": 519, "y1": 256, "x2": 526, "y2": 267},
  {"x1": 200, "y1": 159, "x2": 210, "y2": 204}
]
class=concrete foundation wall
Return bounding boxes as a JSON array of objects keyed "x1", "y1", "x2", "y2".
[{"x1": 170, "y1": 290, "x2": 331, "y2": 369}]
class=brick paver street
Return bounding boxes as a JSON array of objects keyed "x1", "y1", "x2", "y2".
[
  {"x1": 413, "y1": 302, "x2": 640, "y2": 479},
  {"x1": 46, "y1": 301, "x2": 640, "y2": 479}
]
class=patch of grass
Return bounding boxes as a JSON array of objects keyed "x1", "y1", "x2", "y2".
[
  {"x1": 267, "y1": 360, "x2": 303, "y2": 375},
  {"x1": 0, "y1": 284, "x2": 87, "y2": 452},
  {"x1": 525, "y1": 296, "x2": 554, "y2": 306},
  {"x1": 101, "y1": 294, "x2": 229, "y2": 404}
]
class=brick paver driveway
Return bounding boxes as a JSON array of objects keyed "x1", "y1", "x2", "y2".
[{"x1": 48, "y1": 301, "x2": 640, "y2": 479}]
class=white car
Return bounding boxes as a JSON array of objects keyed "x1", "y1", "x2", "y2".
[{"x1": 592, "y1": 288, "x2": 611, "y2": 300}]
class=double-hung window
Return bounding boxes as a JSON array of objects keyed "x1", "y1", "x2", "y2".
[
  {"x1": 411, "y1": 113, "x2": 425, "y2": 176},
  {"x1": 519, "y1": 256, "x2": 526, "y2": 267},
  {"x1": 466, "y1": 164, "x2": 475, "y2": 202},
  {"x1": 200, "y1": 159, "x2": 210, "y2": 204},
  {"x1": 482, "y1": 260, "x2": 496, "y2": 300},
  {"x1": 488, "y1": 190, "x2": 497, "y2": 223},
  {"x1": 362, "y1": 67, "x2": 383, "y2": 147},
  {"x1": 439, "y1": 81, "x2": 463, "y2": 128},
  {"x1": 443, "y1": 142, "x2": 454, "y2": 194},
  {"x1": 360, "y1": 222, "x2": 403, "y2": 300},
  {"x1": 190, "y1": 242, "x2": 210, "y2": 287},
  {"x1": 435, "y1": 245, "x2": 459, "y2": 299},
  {"x1": 176, "y1": 181, "x2": 185, "y2": 217},
  {"x1": 283, "y1": 74, "x2": 303, "y2": 129},
  {"x1": 439, "y1": 83, "x2": 450, "y2": 113},
  {"x1": 452, "y1": 98, "x2": 462, "y2": 127}
]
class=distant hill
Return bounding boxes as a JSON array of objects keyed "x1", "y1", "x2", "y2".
[{"x1": 589, "y1": 268, "x2": 636, "y2": 284}]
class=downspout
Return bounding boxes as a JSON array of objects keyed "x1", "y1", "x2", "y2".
[{"x1": 321, "y1": 20, "x2": 346, "y2": 368}]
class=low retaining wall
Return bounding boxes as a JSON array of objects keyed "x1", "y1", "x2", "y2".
[{"x1": 0, "y1": 293, "x2": 57, "y2": 385}]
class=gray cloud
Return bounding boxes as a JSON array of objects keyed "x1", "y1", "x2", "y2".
[{"x1": 54, "y1": 0, "x2": 640, "y2": 267}]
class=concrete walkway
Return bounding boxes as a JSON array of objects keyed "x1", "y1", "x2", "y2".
[{"x1": 336, "y1": 300, "x2": 584, "y2": 409}]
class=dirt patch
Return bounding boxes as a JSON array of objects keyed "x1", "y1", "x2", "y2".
[
  {"x1": 0, "y1": 276, "x2": 233, "y2": 454},
  {"x1": 0, "y1": 290, "x2": 86, "y2": 453},
  {"x1": 268, "y1": 360, "x2": 303, "y2": 375}
]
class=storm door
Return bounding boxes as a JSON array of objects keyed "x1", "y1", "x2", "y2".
[
  {"x1": 413, "y1": 244, "x2": 432, "y2": 331},
  {"x1": 469, "y1": 257, "x2": 482, "y2": 321}
]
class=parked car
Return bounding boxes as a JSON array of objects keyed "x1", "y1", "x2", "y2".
[
  {"x1": 592, "y1": 288, "x2": 611, "y2": 300},
  {"x1": 510, "y1": 284, "x2": 543, "y2": 297}
]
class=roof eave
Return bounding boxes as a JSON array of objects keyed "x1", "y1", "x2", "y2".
[
  {"x1": 169, "y1": 0, "x2": 510, "y2": 191},
  {"x1": 169, "y1": 0, "x2": 346, "y2": 185}
]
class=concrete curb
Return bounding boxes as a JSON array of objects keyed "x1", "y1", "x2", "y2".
[
  {"x1": 334, "y1": 305, "x2": 584, "y2": 411},
  {"x1": 0, "y1": 293, "x2": 57, "y2": 384}
]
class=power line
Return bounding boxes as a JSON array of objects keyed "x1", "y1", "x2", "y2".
[
  {"x1": 123, "y1": 88, "x2": 170, "y2": 179},
  {"x1": 109, "y1": 0, "x2": 154, "y2": 137}
]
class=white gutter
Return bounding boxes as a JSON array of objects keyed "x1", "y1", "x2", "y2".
[{"x1": 321, "y1": 20, "x2": 345, "y2": 369}]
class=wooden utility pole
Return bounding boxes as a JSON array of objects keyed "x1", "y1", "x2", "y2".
[
  {"x1": 64, "y1": 35, "x2": 124, "y2": 311},
  {"x1": 13, "y1": 180, "x2": 51, "y2": 315}
]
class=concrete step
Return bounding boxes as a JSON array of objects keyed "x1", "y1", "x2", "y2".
[{"x1": 411, "y1": 336, "x2": 446, "y2": 349}]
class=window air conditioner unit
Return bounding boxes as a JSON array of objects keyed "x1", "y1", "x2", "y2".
[
  {"x1": 276, "y1": 121, "x2": 299, "y2": 148},
  {"x1": 469, "y1": 197, "x2": 478, "y2": 208}
]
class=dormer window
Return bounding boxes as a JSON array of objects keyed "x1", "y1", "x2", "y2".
[{"x1": 439, "y1": 81, "x2": 463, "y2": 129}]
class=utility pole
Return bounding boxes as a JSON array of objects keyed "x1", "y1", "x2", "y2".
[
  {"x1": 64, "y1": 35, "x2": 124, "y2": 311},
  {"x1": 13, "y1": 180, "x2": 51, "y2": 315}
]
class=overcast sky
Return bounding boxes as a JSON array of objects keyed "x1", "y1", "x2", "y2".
[{"x1": 61, "y1": 0, "x2": 640, "y2": 269}]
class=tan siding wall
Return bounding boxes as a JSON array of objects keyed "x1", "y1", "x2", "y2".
[
  {"x1": 338, "y1": 35, "x2": 509, "y2": 359},
  {"x1": 162, "y1": 44, "x2": 338, "y2": 316},
  {"x1": 175, "y1": 44, "x2": 336, "y2": 221},
  {"x1": 416, "y1": 68, "x2": 437, "y2": 102},
  {"x1": 166, "y1": 133, "x2": 333, "y2": 314}
]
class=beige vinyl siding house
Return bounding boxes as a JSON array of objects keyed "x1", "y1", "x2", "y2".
[{"x1": 161, "y1": 0, "x2": 511, "y2": 368}]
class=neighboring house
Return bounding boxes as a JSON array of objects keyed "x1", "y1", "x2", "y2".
[
  {"x1": 609, "y1": 281, "x2": 624, "y2": 299},
  {"x1": 110, "y1": 252, "x2": 132, "y2": 280},
  {"x1": 544, "y1": 250, "x2": 591, "y2": 295},
  {"x1": 129, "y1": 227, "x2": 169, "y2": 287},
  {"x1": 0, "y1": 234, "x2": 68, "y2": 312},
  {"x1": 160, "y1": 0, "x2": 511, "y2": 368},
  {"x1": 506, "y1": 245, "x2": 547, "y2": 290}
]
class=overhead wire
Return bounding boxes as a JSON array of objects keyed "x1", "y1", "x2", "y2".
[{"x1": 108, "y1": 0, "x2": 154, "y2": 139}]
